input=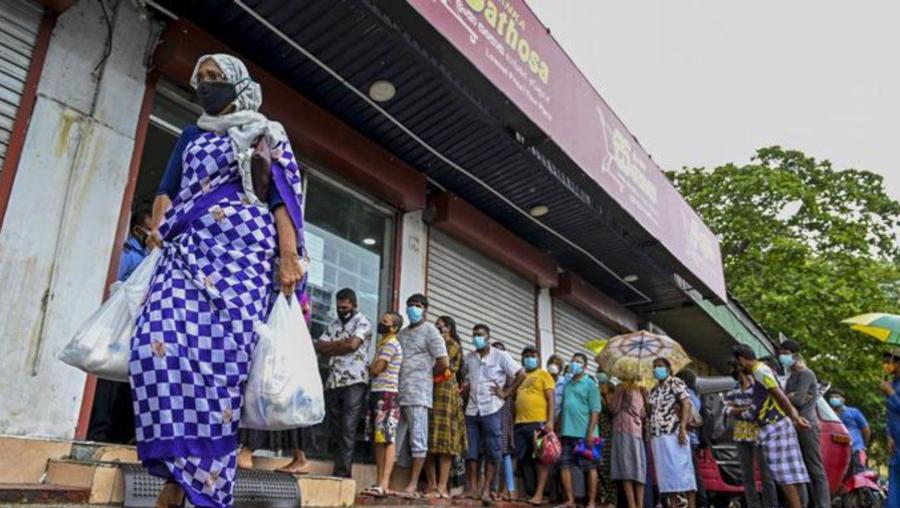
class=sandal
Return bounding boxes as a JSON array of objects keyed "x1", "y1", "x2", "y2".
[
  {"x1": 362, "y1": 486, "x2": 386, "y2": 497},
  {"x1": 397, "y1": 490, "x2": 422, "y2": 500}
]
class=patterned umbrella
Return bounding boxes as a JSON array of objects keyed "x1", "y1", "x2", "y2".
[
  {"x1": 594, "y1": 330, "x2": 691, "y2": 382},
  {"x1": 842, "y1": 313, "x2": 900, "y2": 345}
]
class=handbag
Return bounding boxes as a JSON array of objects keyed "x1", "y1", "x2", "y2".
[
  {"x1": 733, "y1": 420, "x2": 759, "y2": 442},
  {"x1": 251, "y1": 136, "x2": 272, "y2": 201},
  {"x1": 535, "y1": 427, "x2": 562, "y2": 465}
]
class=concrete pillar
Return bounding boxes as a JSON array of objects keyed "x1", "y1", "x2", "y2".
[
  {"x1": 395, "y1": 210, "x2": 427, "y2": 312},
  {"x1": 0, "y1": 0, "x2": 156, "y2": 438},
  {"x1": 537, "y1": 288, "x2": 555, "y2": 363}
]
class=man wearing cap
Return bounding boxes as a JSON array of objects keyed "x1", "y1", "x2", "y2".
[
  {"x1": 779, "y1": 339, "x2": 829, "y2": 508},
  {"x1": 879, "y1": 348, "x2": 900, "y2": 508},
  {"x1": 827, "y1": 389, "x2": 870, "y2": 474},
  {"x1": 733, "y1": 344, "x2": 810, "y2": 508},
  {"x1": 515, "y1": 345, "x2": 555, "y2": 505}
]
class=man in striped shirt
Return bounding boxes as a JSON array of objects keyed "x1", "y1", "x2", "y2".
[{"x1": 724, "y1": 362, "x2": 778, "y2": 508}]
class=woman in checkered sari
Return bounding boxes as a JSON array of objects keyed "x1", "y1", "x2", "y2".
[{"x1": 130, "y1": 54, "x2": 307, "y2": 508}]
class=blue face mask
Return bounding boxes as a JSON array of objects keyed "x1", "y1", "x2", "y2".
[
  {"x1": 523, "y1": 357, "x2": 538, "y2": 371},
  {"x1": 570, "y1": 362, "x2": 584, "y2": 376},
  {"x1": 473, "y1": 335, "x2": 488, "y2": 350},
  {"x1": 829, "y1": 397, "x2": 843, "y2": 408},
  {"x1": 563, "y1": 372, "x2": 573, "y2": 382},
  {"x1": 653, "y1": 366, "x2": 669, "y2": 381},
  {"x1": 596, "y1": 372, "x2": 609, "y2": 384},
  {"x1": 406, "y1": 305, "x2": 424, "y2": 324},
  {"x1": 779, "y1": 354, "x2": 795, "y2": 368}
]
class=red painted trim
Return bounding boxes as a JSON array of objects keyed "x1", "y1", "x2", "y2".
[
  {"x1": 153, "y1": 20, "x2": 426, "y2": 212},
  {"x1": 426, "y1": 191, "x2": 558, "y2": 289},
  {"x1": 37, "y1": 0, "x2": 74, "y2": 14},
  {"x1": 390, "y1": 211, "x2": 403, "y2": 311},
  {"x1": 0, "y1": 14, "x2": 55, "y2": 232},
  {"x1": 551, "y1": 272, "x2": 638, "y2": 333},
  {"x1": 73, "y1": 76, "x2": 158, "y2": 440}
]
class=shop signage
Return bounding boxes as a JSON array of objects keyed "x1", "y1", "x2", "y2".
[{"x1": 409, "y1": 0, "x2": 727, "y2": 301}]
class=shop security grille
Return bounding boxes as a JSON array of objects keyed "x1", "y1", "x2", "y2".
[
  {"x1": 427, "y1": 229, "x2": 537, "y2": 361},
  {"x1": 0, "y1": 0, "x2": 42, "y2": 170},
  {"x1": 553, "y1": 299, "x2": 615, "y2": 373},
  {"x1": 121, "y1": 463, "x2": 300, "y2": 508}
]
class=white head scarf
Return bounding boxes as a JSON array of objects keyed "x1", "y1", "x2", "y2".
[{"x1": 190, "y1": 53, "x2": 289, "y2": 204}]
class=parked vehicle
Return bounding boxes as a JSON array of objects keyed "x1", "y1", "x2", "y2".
[{"x1": 694, "y1": 376, "x2": 868, "y2": 508}]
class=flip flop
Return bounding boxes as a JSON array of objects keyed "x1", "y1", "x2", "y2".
[
  {"x1": 396, "y1": 490, "x2": 421, "y2": 500},
  {"x1": 362, "y1": 486, "x2": 386, "y2": 497},
  {"x1": 275, "y1": 464, "x2": 311, "y2": 475},
  {"x1": 528, "y1": 499, "x2": 544, "y2": 506}
]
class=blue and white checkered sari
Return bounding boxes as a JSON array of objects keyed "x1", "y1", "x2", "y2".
[{"x1": 129, "y1": 130, "x2": 303, "y2": 507}]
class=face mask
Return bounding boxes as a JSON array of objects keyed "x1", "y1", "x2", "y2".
[
  {"x1": 779, "y1": 354, "x2": 795, "y2": 368},
  {"x1": 570, "y1": 362, "x2": 584, "y2": 376},
  {"x1": 829, "y1": 397, "x2": 843, "y2": 408},
  {"x1": 523, "y1": 357, "x2": 538, "y2": 371},
  {"x1": 653, "y1": 366, "x2": 669, "y2": 381},
  {"x1": 564, "y1": 372, "x2": 573, "y2": 382},
  {"x1": 406, "y1": 305, "x2": 424, "y2": 324},
  {"x1": 377, "y1": 323, "x2": 393, "y2": 335},
  {"x1": 473, "y1": 335, "x2": 488, "y2": 350},
  {"x1": 596, "y1": 372, "x2": 609, "y2": 384},
  {"x1": 547, "y1": 364, "x2": 560, "y2": 375},
  {"x1": 196, "y1": 79, "x2": 247, "y2": 116},
  {"x1": 337, "y1": 310, "x2": 353, "y2": 323}
]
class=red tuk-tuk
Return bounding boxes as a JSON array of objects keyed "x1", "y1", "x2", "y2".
[{"x1": 695, "y1": 377, "x2": 853, "y2": 507}]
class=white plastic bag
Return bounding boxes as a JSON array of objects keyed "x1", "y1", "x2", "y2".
[
  {"x1": 241, "y1": 293, "x2": 325, "y2": 430},
  {"x1": 58, "y1": 248, "x2": 162, "y2": 382}
]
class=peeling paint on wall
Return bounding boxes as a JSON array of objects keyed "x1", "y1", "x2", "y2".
[{"x1": 0, "y1": 0, "x2": 153, "y2": 439}]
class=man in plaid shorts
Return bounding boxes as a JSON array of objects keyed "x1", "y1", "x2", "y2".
[{"x1": 733, "y1": 345, "x2": 810, "y2": 508}]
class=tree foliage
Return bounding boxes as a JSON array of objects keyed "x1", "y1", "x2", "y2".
[{"x1": 668, "y1": 146, "x2": 900, "y2": 457}]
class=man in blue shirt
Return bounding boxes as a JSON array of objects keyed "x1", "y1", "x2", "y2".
[
  {"x1": 87, "y1": 210, "x2": 152, "y2": 443},
  {"x1": 879, "y1": 348, "x2": 900, "y2": 508},
  {"x1": 827, "y1": 389, "x2": 870, "y2": 473},
  {"x1": 559, "y1": 353, "x2": 602, "y2": 508}
]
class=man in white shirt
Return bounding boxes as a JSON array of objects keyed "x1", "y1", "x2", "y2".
[{"x1": 461, "y1": 323, "x2": 525, "y2": 501}]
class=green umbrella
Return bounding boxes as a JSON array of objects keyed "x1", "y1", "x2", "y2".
[{"x1": 842, "y1": 313, "x2": 900, "y2": 344}]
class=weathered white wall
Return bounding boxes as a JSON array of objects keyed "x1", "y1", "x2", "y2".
[
  {"x1": 396, "y1": 211, "x2": 427, "y2": 311},
  {"x1": 0, "y1": 0, "x2": 154, "y2": 438},
  {"x1": 536, "y1": 288, "x2": 555, "y2": 363}
]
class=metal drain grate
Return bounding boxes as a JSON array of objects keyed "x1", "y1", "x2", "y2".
[{"x1": 121, "y1": 463, "x2": 301, "y2": 507}]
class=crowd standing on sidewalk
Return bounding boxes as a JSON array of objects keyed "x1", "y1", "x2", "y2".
[{"x1": 99, "y1": 52, "x2": 889, "y2": 508}]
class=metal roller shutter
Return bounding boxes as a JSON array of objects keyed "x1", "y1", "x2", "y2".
[
  {"x1": 553, "y1": 299, "x2": 615, "y2": 374},
  {"x1": 426, "y1": 229, "x2": 536, "y2": 361},
  {"x1": 0, "y1": 0, "x2": 41, "y2": 170}
]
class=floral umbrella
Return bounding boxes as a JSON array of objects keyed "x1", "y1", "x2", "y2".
[{"x1": 595, "y1": 330, "x2": 691, "y2": 382}]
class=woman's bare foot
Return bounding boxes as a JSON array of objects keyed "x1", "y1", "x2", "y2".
[
  {"x1": 155, "y1": 482, "x2": 185, "y2": 508},
  {"x1": 237, "y1": 448, "x2": 254, "y2": 470},
  {"x1": 275, "y1": 458, "x2": 310, "y2": 475}
]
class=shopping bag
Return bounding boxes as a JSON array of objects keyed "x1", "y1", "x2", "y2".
[
  {"x1": 58, "y1": 248, "x2": 162, "y2": 382},
  {"x1": 241, "y1": 293, "x2": 325, "y2": 430},
  {"x1": 535, "y1": 427, "x2": 562, "y2": 465}
]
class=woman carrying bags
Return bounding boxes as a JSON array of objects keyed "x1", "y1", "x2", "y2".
[{"x1": 130, "y1": 54, "x2": 307, "y2": 508}]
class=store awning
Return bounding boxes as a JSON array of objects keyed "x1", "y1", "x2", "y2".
[{"x1": 150, "y1": 0, "x2": 727, "y2": 317}]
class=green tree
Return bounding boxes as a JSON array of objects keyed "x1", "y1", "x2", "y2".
[{"x1": 669, "y1": 146, "x2": 900, "y2": 460}]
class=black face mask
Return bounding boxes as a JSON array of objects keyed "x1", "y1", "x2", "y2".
[
  {"x1": 196, "y1": 79, "x2": 246, "y2": 116},
  {"x1": 377, "y1": 323, "x2": 393, "y2": 335},
  {"x1": 337, "y1": 310, "x2": 354, "y2": 323}
]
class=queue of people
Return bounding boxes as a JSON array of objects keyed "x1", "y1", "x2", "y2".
[{"x1": 248, "y1": 285, "x2": 852, "y2": 508}]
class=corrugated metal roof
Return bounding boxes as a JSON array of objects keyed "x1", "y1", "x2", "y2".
[{"x1": 155, "y1": 0, "x2": 700, "y2": 310}]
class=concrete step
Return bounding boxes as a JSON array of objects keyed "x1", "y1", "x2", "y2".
[
  {"x1": 46, "y1": 457, "x2": 358, "y2": 507},
  {"x1": 0, "y1": 483, "x2": 91, "y2": 504}
]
